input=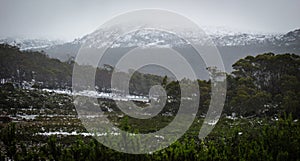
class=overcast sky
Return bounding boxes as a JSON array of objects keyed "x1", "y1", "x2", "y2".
[{"x1": 0, "y1": 0, "x2": 299, "y2": 41}]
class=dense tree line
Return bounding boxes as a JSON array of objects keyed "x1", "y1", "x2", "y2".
[
  {"x1": 0, "y1": 44, "x2": 73, "y2": 89},
  {"x1": 1, "y1": 44, "x2": 299, "y2": 117},
  {"x1": 155, "y1": 53, "x2": 300, "y2": 118},
  {"x1": 0, "y1": 44, "x2": 163, "y2": 94},
  {"x1": 225, "y1": 53, "x2": 300, "y2": 118}
]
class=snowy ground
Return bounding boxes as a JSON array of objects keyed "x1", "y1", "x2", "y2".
[{"x1": 41, "y1": 88, "x2": 150, "y2": 102}]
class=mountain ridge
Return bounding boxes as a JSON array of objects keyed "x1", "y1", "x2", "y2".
[{"x1": 1, "y1": 27, "x2": 299, "y2": 73}]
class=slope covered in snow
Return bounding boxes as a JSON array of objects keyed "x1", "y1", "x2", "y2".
[{"x1": 0, "y1": 37, "x2": 64, "y2": 51}]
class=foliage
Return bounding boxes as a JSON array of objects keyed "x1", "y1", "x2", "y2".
[
  {"x1": 227, "y1": 53, "x2": 300, "y2": 117},
  {"x1": 1, "y1": 116, "x2": 299, "y2": 161},
  {"x1": 1, "y1": 44, "x2": 300, "y2": 160}
]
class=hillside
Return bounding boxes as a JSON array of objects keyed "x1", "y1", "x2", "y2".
[
  {"x1": 35, "y1": 28, "x2": 300, "y2": 73},
  {"x1": 0, "y1": 44, "x2": 164, "y2": 94},
  {"x1": 0, "y1": 44, "x2": 72, "y2": 88}
]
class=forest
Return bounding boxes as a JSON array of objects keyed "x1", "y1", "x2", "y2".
[{"x1": 0, "y1": 44, "x2": 300, "y2": 160}]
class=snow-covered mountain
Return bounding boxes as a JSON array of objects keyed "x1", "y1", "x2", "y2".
[
  {"x1": 80, "y1": 28, "x2": 189, "y2": 48},
  {"x1": 66, "y1": 25, "x2": 294, "y2": 48},
  {"x1": 0, "y1": 37, "x2": 64, "y2": 51},
  {"x1": 1, "y1": 27, "x2": 299, "y2": 74},
  {"x1": 2, "y1": 27, "x2": 299, "y2": 52},
  {"x1": 277, "y1": 29, "x2": 300, "y2": 46}
]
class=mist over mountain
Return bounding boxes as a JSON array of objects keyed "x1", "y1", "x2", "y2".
[{"x1": 1, "y1": 27, "x2": 299, "y2": 74}]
